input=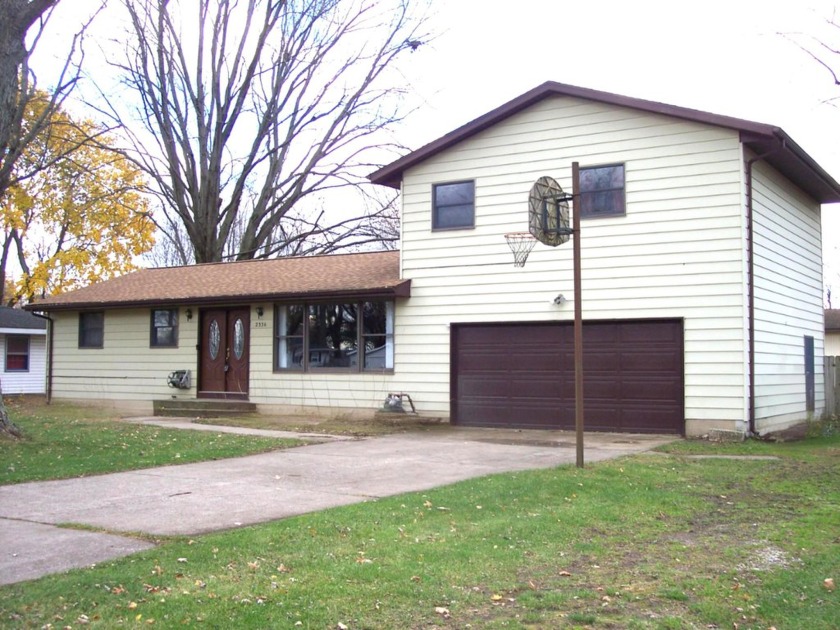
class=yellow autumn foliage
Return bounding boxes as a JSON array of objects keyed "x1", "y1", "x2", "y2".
[{"x1": 0, "y1": 94, "x2": 155, "y2": 303}]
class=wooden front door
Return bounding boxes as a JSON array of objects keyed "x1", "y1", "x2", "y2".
[{"x1": 199, "y1": 308, "x2": 250, "y2": 399}]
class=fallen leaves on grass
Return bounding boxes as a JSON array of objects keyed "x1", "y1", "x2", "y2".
[{"x1": 434, "y1": 606, "x2": 451, "y2": 618}]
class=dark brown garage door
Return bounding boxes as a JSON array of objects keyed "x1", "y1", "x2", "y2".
[{"x1": 451, "y1": 319, "x2": 684, "y2": 434}]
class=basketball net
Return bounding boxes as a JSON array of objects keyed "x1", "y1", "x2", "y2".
[{"x1": 504, "y1": 232, "x2": 537, "y2": 267}]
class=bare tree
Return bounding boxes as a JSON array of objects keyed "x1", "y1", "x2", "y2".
[
  {"x1": 1, "y1": 1, "x2": 105, "y2": 308},
  {"x1": 227, "y1": 186, "x2": 401, "y2": 259},
  {"x1": 0, "y1": 0, "x2": 56, "y2": 193},
  {"x1": 147, "y1": 211, "x2": 195, "y2": 268},
  {"x1": 107, "y1": 0, "x2": 426, "y2": 264},
  {"x1": 0, "y1": 1, "x2": 102, "y2": 198},
  {"x1": 783, "y1": 12, "x2": 840, "y2": 306}
]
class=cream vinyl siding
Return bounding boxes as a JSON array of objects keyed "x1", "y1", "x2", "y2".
[
  {"x1": 247, "y1": 304, "x2": 398, "y2": 412},
  {"x1": 50, "y1": 309, "x2": 197, "y2": 405},
  {"x1": 751, "y1": 159, "x2": 825, "y2": 431},
  {"x1": 0, "y1": 332, "x2": 46, "y2": 394},
  {"x1": 49, "y1": 305, "x2": 400, "y2": 413},
  {"x1": 827, "y1": 332, "x2": 840, "y2": 356},
  {"x1": 399, "y1": 95, "x2": 748, "y2": 427}
]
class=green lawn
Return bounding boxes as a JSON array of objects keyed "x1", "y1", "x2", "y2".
[
  {"x1": 0, "y1": 398, "x2": 300, "y2": 484},
  {"x1": 1, "y1": 411, "x2": 837, "y2": 628}
]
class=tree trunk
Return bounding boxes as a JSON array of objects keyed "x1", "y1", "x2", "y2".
[
  {"x1": 0, "y1": 0, "x2": 60, "y2": 195},
  {"x1": 0, "y1": 381, "x2": 23, "y2": 439}
]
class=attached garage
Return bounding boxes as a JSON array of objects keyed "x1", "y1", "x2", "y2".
[{"x1": 451, "y1": 319, "x2": 684, "y2": 434}]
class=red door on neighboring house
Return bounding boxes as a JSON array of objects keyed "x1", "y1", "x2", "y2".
[{"x1": 199, "y1": 308, "x2": 250, "y2": 399}]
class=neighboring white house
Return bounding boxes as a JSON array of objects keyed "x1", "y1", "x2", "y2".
[
  {"x1": 24, "y1": 82, "x2": 840, "y2": 436},
  {"x1": 0, "y1": 307, "x2": 47, "y2": 395}
]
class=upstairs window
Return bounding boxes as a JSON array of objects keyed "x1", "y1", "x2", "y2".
[
  {"x1": 433, "y1": 181, "x2": 475, "y2": 229},
  {"x1": 79, "y1": 311, "x2": 104, "y2": 348},
  {"x1": 580, "y1": 164, "x2": 625, "y2": 218},
  {"x1": 5, "y1": 335, "x2": 30, "y2": 371},
  {"x1": 151, "y1": 309, "x2": 179, "y2": 347}
]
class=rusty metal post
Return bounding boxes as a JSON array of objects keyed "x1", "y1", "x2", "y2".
[{"x1": 572, "y1": 162, "x2": 584, "y2": 468}]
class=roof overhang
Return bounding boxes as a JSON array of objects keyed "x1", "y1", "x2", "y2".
[{"x1": 24, "y1": 280, "x2": 412, "y2": 313}]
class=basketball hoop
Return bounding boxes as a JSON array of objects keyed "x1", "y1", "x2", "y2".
[
  {"x1": 529, "y1": 176, "x2": 572, "y2": 247},
  {"x1": 504, "y1": 232, "x2": 537, "y2": 267}
]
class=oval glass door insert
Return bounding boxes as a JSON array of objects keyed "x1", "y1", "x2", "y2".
[
  {"x1": 208, "y1": 319, "x2": 221, "y2": 360},
  {"x1": 233, "y1": 318, "x2": 245, "y2": 359}
]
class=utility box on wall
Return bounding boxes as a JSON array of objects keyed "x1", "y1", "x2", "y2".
[{"x1": 167, "y1": 370, "x2": 191, "y2": 390}]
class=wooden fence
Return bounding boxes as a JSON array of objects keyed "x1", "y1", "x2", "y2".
[{"x1": 826, "y1": 356, "x2": 840, "y2": 417}]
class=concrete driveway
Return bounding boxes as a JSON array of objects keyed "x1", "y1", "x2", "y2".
[{"x1": 0, "y1": 423, "x2": 675, "y2": 585}]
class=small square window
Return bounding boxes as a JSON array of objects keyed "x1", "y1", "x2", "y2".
[
  {"x1": 580, "y1": 164, "x2": 625, "y2": 218},
  {"x1": 433, "y1": 181, "x2": 475, "y2": 229},
  {"x1": 151, "y1": 309, "x2": 179, "y2": 347},
  {"x1": 79, "y1": 311, "x2": 104, "y2": 348}
]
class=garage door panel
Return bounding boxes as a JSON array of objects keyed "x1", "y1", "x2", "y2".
[
  {"x1": 453, "y1": 320, "x2": 684, "y2": 434},
  {"x1": 620, "y1": 378, "x2": 684, "y2": 401},
  {"x1": 621, "y1": 352, "x2": 682, "y2": 372},
  {"x1": 458, "y1": 403, "x2": 565, "y2": 428}
]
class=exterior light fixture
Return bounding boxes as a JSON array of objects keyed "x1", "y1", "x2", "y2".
[
  {"x1": 256, "y1": 306, "x2": 264, "y2": 318},
  {"x1": 185, "y1": 308, "x2": 193, "y2": 321}
]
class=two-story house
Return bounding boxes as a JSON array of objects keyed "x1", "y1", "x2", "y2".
[{"x1": 26, "y1": 82, "x2": 840, "y2": 436}]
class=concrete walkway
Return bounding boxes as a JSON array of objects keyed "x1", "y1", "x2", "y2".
[{"x1": 0, "y1": 420, "x2": 676, "y2": 586}]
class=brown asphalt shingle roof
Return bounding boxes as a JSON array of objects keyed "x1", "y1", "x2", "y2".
[{"x1": 25, "y1": 251, "x2": 408, "y2": 312}]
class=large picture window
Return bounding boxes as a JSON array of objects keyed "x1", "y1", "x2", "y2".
[
  {"x1": 275, "y1": 300, "x2": 394, "y2": 371},
  {"x1": 580, "y1": 164, "x2": 625, "y2": 218},
  {"x1": 433, "y1": 180, "x2": 475, "y2": 229},
  {"x1": 5, "y1": 335, "x2": 30, "y2": 371},
  {"x1": 150, "y1": 309, "x2": 179, "y2": 347},
  {"x1": 79, "y1": 311, "x2": 104, "y2": 348}
]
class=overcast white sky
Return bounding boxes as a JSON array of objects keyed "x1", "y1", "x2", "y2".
[
  {"x1": 399, "y1": 0, "x2": 840, "y2": 300},
  {"x1": 37, "y1": 0, "x2": 840, "y2": 299}
]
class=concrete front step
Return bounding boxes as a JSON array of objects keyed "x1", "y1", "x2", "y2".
[{"x1": 153, "y1": 398, "x2": 257, "y2": 418}]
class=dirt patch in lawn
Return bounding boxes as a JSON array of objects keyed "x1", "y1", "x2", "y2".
[{"x1": 193, "y1": 411, "x2": 449, "y2": 437}]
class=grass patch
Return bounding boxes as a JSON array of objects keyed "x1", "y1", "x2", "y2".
[
  {"x1": 0, "y1": 398, "x2": 301, "y2": 485},
  {"x1": 1, "y1": 434, "x2": 837, "y2": 628}
]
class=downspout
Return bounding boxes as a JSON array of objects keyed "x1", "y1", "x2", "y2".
[
  {"x1": 745, "y1": 141, "x2": 784, "y2": 436},
  {"x1": 32, "y1": 311, "x2": 53, "y2": 403}
]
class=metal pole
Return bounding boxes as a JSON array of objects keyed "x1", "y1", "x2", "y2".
[{"x1": 572, "y1": 162, "x2": 584, "y2": 468}]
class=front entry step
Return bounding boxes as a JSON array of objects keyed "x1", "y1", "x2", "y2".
[{"x1": 153, "y1": 398, "x2": 257, "y2": 418}]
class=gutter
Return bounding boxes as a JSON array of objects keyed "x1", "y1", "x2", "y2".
[
  {"x1": 23, "y1": 281, "x2": 413, "y2": 314},
  {"x1": 31, "y1": 311, "x2": 53, "y2": 403},
  {"x1": 744, "y1": 141, "x2": 785, "y2": 436}
]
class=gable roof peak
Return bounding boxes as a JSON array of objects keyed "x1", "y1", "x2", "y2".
[{"x1": 369, "y1": 81, "x2": 840, "y2": 203}]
